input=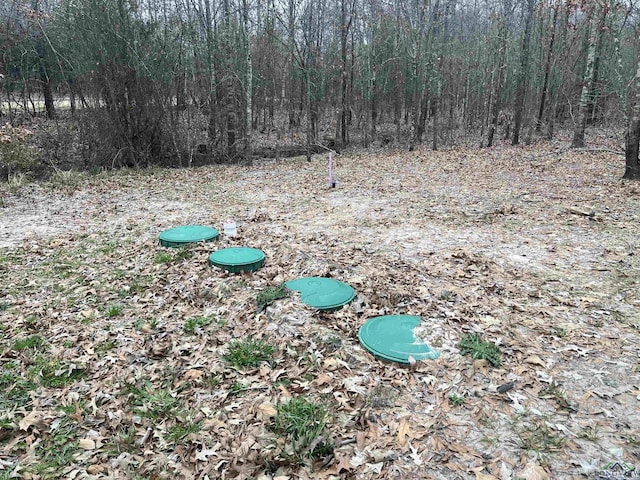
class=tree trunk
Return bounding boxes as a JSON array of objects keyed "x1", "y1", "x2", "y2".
[
  {"x1": 243, "y1": 0, "x2": 252, "y2": 154},
  {"x1": 535, "y1": 3, "x2": 558, "y2": 133},
  {"x1": 587, "y1": 8, "x2": 607, "y2": 124},
  {"x1": 288, "y1": 0, "x2": 297, "y2": 129},
  {"x1": 512, "y1": 0, "x2": 535, "y2": 145},
  {"x1": 339, "y1": 0, "x2": 352, "y2": 147},
  {"x1": 306, "y1": 64, "x2": 312, "y2": 162},
  {"x1": 40, "y1": 64, "x2": 56, "y2": 119},
  {"x1": 203, "y1": 0, "x2": 216, "y2": 147},
  {"x1": 624, "y1": 50, "x2": 640, "y2": 180},
  {"x1": 571, "y1": 7, "x2": 601, "y2": 149},
  {"x1": 487, "y1": 15, "x2": 507, "y2": 147},
  {"x1": 223, "y1": 0, "x2": 236, "y2": 158}
]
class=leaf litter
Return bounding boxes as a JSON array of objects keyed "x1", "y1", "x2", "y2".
[{"x1": 0, "y1": 136, "x2": 639, "y2": 479}]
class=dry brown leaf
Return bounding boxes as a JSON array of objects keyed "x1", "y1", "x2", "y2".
[
  {"x1": 524, "y1": 355, "x2": 546, "y2": 367},
  {"x1": 474, "y1": 472, "x2": 499, "y2": 480},
  {"x1": 396, "y1": 417, "x2": 412, "y2": 447},
  {"x1": 19, "y1": 411, "x2": 42, "y2": 431},
  {"x1": 473, "y1": 359, "x2": 490, "y2": 374},
  {"x1": 256, "y1": 402, "x2": 277, "y2": 419},
  {"x1": 314, "y1": 373, "x2": 333, "y2": 386},
  {"x1": 516, "y1": 463, "x2": 549, "y2": 480},
  {"x1": 78, "y1": 438, "x2": 96, "y2": 450},
  {"x1": 86, "y1": 465, "x2": 106, "y2": 474},
  {"x1": 183, "y1": 369, "x2": 204, "y2": 381}
]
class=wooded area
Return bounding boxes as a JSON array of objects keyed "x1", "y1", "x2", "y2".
[{"x1": 1, "y1": 0, "x2": 640, "y2": 177}]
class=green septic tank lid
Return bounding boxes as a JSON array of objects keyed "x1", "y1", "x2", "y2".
[
  {"x1": 159, "y1": 225, "x2": 219, "y2": 247},
  {"x1": 208, "y1": 247, "x2": 266, "y2": 273},
  {"x1": 358, "y1": 315, "x2": 440, "y2": 364},
  {"x1": 285, "y1": 277, "x2": 355, "y2": 310}
]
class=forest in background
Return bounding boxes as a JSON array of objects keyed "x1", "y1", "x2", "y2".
[{"x1": 2, "y1": 0, "x2": 640, "y2": 177}]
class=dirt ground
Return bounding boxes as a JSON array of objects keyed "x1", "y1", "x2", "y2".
[{"x1": 0, "y1": 134, "x2": 639, "y2": 479}]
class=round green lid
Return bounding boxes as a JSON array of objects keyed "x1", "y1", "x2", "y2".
[
  {"x1": 208, "y1": 247, "x2": 266, "y2": 272},
  {"x1": 285, "y1": 277, "x2": 355, "y2": 310},
  {"x1": 159, "y1": 225, "x2": 219, "y2": 247},
  {"x1": 358, "y1": 315, "x2": 440, "y2": 364}
]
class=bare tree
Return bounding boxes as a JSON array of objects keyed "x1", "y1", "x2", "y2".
[
  {"x1": 571, "y1": 2, "x2": 607, "y2": 149},
  {"x1": 625, "y1": 43, "x2": 640, "y2": 180},
  {"x1": 512, "y1": 0, "x2": 535, "y2": 145}
]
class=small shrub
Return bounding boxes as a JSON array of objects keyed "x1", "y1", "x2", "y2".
[
  {"x1": 48, "y1": 169, "x2": 87, "y2": 192},
  {"x1": 458, "y1": 333, "x2": 501, "y2": 367},
  {"x1": 0, "y1": 123, "x2": 39, "y2": 179}
]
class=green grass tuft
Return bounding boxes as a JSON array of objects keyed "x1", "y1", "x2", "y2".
[
  {"x1": 183, "y1": 316, "x2": 212, "y2": 334},
  {"x1": 0, "y1": 362, "x2": 36, "y2": 408},
  {"x1": 124, "y1": 383, "x2": 178, "y2": 419},
  {"x1": 13, "y1": 335, "x2": 45, "y2": 351},
  {"x1": 458, "y1": 332, "x2": 501, "y2": 367},
  {"x1": 256, "y1": 283, "x2": 289, "y2": 310},
  {"x1": 224, "y1": 338, "x2": 276, "y2": 369},
  {"x1": 448, "y1": 393, "x2": 465, "y2": 406},
  {"x1": 272, "y1": 397, "x2": 331, "y2": 462},
  {"x1": 154, "y1": 251, "x2": 173, "y2": 264},
  {"x1": 30, "y1": 358, "x2": 87, "y2": 388},
  {"x1": 166, "y1": 420, "x2": 201, "y2": 443},
  {"x1": 106, "y1": 304, "x2": 123, "y2": 318}
]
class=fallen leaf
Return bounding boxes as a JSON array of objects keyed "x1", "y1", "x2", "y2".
[
  {"x1": 517, "y1": 462, "x2": 549, "y2": 480},
  {"x1": 256, "y1": 402, "x2": 277, "y2": 419},
  {"x1": 474, "y1": 472, "x2": 499, "y2": 480},
  {"x1": 397, "y1": 417, "x2": 412, "y2": 447},
  {"x1": 19, "y1": 411, "x2": 42, "y2": 431},
  {"x1": 78, "y1": 438, "x2": 96, "y2": 450},
  {"x1": 327, "y1": 452, "x2": 354, "y2": 474},
  {"x1": 408, "y1": 443, "x2": 423, "y2": 465},
  {"x1": 195, "y1": 444, "x2": 220, "y2": 462},
  {"x1": 473, "y1": 359, "x2": 489, "y2": 374},
  {"x1": 183, "y1": 369, "x2": 204, "y2": 381},
  {"x1": 314, "y1": 373, "x2": 333, "y2": 386},
  {"x1": 524, "y1": 355, "x2": 546, "y2": 367},
  {"x1": 86, "y1": 465, "x2": 106, "y2": 474}
]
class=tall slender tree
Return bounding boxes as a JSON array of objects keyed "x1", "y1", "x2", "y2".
[
  {"x1": 571, "y1": 3, "x2": 606, "y2": 149},
  {"x1": 624, "y1": 42, "x2": 640, "y2": 180},
  {"x1": 512, "y1": 0, "x2": 535, "y2": 145}
]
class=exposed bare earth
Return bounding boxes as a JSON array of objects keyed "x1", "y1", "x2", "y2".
[{"x1": 0, "y1": 137, "x2": 639, "y2": 479}]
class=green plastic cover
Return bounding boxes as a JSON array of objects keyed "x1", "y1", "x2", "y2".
[
  {"x1": 159, "y1": 225, "x2": 219, "y2": 247},
  {"x1": 208, "y1": 247, "x2": 266, "y2": 273},
  {"x1": 285, "y1": 277, "x2": 355, "y2": 310},
  {"x1": 358, "y1": 315, "x2": 440, "y2": 364}
]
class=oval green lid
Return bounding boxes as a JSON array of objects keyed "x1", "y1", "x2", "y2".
[
  {"x1": 159, "y1": 225, "x2": 219, "y2": 247},
  {"x1": 285, "y1": 277, "x2": 355, "y2": 310},
  {"x1": 208, "y1": 247, "x2": 266, "y2": 273},
  {"x1": 358, "y1": 315, "x2": 440, "y2": 364}
]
